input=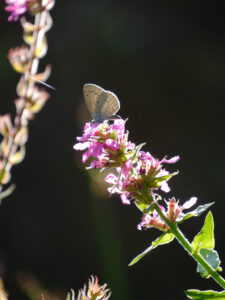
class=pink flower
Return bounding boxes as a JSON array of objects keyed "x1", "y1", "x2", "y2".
[
  {"x1": 74, "y1": 119, "x2": 179, "y2": 207},
  {"x1": 137, "y1": 206, "x2": 169, "y2": 231},
  {"x1": 122, "y1": 159, "x2": 132, "y2": 178},
  {"x1": 74, "y1": 120, "x2": 135, "y2": 172},
  {"x1": 82, "y1": 141, "x2": 104, "y2": 163},
  {"x1": 105, "y1": 139, "x2": 119, "y2": 150},
  {"x1": 121, "y1": 193, "x2": 130, "y2": 205},
  {"x1": 5, "y1": 0, "x2": 29, "y2": 21}
]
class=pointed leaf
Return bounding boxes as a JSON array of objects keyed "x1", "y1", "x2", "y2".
[
  {"x1": 134, "y1": 201, "x2": 150, "y2": 213},
  {"x1": 192, "y1": 211, "x2": 214, "y2": 253},
  {"x1": 185, "y1": 289, "x2": 225, "y2": 299},
  {"x1": 177, "y1": 203, "x2": 214, "y2": 223},
  {"x1": 134, "y1": 200, "x2": 156, "y2": 214},
  {"x1": 197, "y1": 249, "x2": 221, "y2": 278},
  {"x1": 132, "y1": 143, "x2": 146, "y2": 163},
  {"x1": 150, "y1": 171, "x2": 178, "y2": 188},
  {"x1": 129, "y1": 232, "x2": 174, "y2": 266}
]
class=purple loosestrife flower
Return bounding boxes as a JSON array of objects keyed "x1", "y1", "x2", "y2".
[
  {"x1": 5, "y1": 0, "x2": 30, "y2": 21},
  {"x1": 105, "y1": 150, "x2": 179, "y2": 205},
  {"x1": 74, "y1": 119, "x2": 180, "y2": 206},
  {"x1": 74, "y1": 119, "x2": 135, "y2": 171},
  {"x1": 138, "y1": 197, "x2": 197, "y2": 231}
]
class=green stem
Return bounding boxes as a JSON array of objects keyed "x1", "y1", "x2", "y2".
[{"x1": 153, "y1": 202, "x2": 225, "y2": 289}]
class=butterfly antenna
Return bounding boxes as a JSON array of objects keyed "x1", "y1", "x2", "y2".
[{"x1": 32, "y1": 77, "x2": 56, "y2": 90}]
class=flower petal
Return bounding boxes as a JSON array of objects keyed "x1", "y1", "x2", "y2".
[
  {"x1": 182, "y1": 197, "x2": 197, "y2": 209},
  {"x1": 104, "y1": 173, "x2": 117, "y2": 184},
  {"x1": 122, "y1": 159, "x2": 132, "y2": 178},
  {"x1": 121, "y1": 193, "x2": 130, "y2": 205},
  {"x1": 160, "y1": 181, "x2": 170, "y2": 193},
  {"x1": 161, "y1": 156, "x2": 180, "y2": 164},
  {"x1": 73, "y1": 141, "x2": 90, "y2": 150}
]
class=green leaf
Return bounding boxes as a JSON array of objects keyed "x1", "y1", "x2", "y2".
[
  {"x1": 131, "y1": 143, "x2": 146, "y2": 163},
  {"x1": 135, "y1": 201, "x2": 151, "y2": 213},
  {"x1": 192, "y1": 211, "x2": 215, "y2": 253},
  {"x1": 176, "y1": 202, "x2": 214, "y2": 223},
  {"x1": 129, "y1": 232, "x2": 174, "y2": 266},
  {"x1": 185, "y1": 289, "x2": 225, "y2": 299},
  {"x1": 197, "y1": 249, "x2": 221, "y2": 278},
  {"x1": 135, "y1": 201, "x2": 156, "y2": 214},
  {"x1": 150, "y1": 171, "x2": 178, "y2": 188}
]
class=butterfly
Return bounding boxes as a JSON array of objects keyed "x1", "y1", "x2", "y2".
[{"x1": 83, "y1": 83, "x2": 120, "y2": 123}]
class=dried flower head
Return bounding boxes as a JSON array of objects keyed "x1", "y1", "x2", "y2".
[{"x1": 8, "y1": 45, "x2": 30, "y2": 73}]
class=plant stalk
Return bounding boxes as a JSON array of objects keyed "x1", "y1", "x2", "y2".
[{"x1": 153, "y1": 202, "x2": 225, "y2": 289}]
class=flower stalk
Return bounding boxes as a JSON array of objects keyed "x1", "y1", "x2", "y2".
[
  {"x1": 0, "y1": 0, "x2": 55, "y2": 200},
  {"x1": 75, "y1": 108, "x2": 225, "y2": 295},
  {"x1": 148, "y1": 200, "x2": 225, "y2": 289}
]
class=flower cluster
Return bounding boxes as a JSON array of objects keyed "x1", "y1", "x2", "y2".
[
  {"x1": 137, "y1": 196, "x2": 197, "y2": 231},
  {"x1": 74, "y1": 119, "x2": 179, "y2": 205},
  {"x1": 74, "y1": 119, "x2": 135, "y2": 171},
  {"x1": 5, "y1": 0, "x2": 54, "y2": 21},
  {"x1": 5, "y1": 0, "x2": 30, "y2": 21}
]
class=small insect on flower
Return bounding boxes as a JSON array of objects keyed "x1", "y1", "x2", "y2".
[{"x1": 83, "y1": 83, "x2": 120, "y2": 123}]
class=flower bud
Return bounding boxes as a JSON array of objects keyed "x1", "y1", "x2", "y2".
[
  {"x1": 0, "y1": 115, "x2": 13, "y2": 137},
  {"x1": 8, "y1": 46, "x2": 30, "y2": 73},
  {"x1": 14, "y1": 127, "x2": 28, "y2": 145}
]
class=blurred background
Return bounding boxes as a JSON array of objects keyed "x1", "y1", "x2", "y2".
[{"x1": 0, "y1": 0, "x2": 225, "y2": 299}]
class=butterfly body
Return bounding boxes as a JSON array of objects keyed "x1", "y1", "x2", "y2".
[{"x1": 83, "y1": 83, "x2": 120, "y2": 123}]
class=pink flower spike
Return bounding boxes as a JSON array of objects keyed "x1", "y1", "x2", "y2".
[
  {"x1": 121, "y1": 193, "x2": 130, "y2": 205},
  {"x1": 161, "y1": 156, "x2": 180, "y2": 164},
  {"x1": 73, "y1": 141, "x2": 90, "y2": 151},
  {"x1": 182, "y1": 197, "x2": 197, "y2": 209},
  {"x1": 122, "y1": 159, "x2": 132, "y2": 178}
]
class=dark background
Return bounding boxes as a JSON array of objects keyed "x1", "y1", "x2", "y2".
[{"x1": 0, "y1": 1, "x2": 225, "y2": 299}]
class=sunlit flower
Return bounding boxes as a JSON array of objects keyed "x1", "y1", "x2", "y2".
[
  {"x1": 75, "y1": 275, "x2": 111, "y2": 300},
  {"x1": 5, "y1": 0, "x2": 30, "y2": 21},
  {"x1": 75, "y1": 119, "x2": 179, "y2": 206},
  {"x1": 74, "y1": 119, "x2": 135, "y2": 172},
  {"x1": 138, "y1": 197, "x2": 197, "y2": 231}
]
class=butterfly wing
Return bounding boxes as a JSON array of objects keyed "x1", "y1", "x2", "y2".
[
  {"x1": 98, "y1": 90, "x2": 120, "y2": 120},
  {"x1": 83, "y1": 83, "x2": 105, "y2": 120},
  {"x1": 83, "y1": 83, "x2": 120, "y2": 122}
]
